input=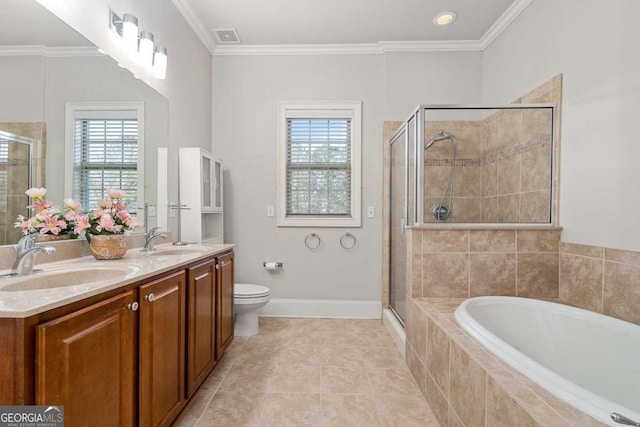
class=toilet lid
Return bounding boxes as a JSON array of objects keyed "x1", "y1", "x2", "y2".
[{"x1": 234, "y1": 283, "x2": 270, "y2": 298}]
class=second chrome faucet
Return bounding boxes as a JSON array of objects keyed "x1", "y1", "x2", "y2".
[{"x1": 141, "y1": 227, "x2": 168, "y2": 252}]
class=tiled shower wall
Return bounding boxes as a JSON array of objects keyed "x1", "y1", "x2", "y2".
[
  {"x1": 423, "y1": 75, "x2": 561, "y2": 224},
  {"x1": 0, "y1": 122, "x2": 46, "y2": 245},
  {"x1": 424, "y1": 121, "x2": 482, "y2": 223},
  {"x1": 407, "y1": 228, "x2": 561, "y2": 299},
  {"x1": 480, "y1": 108, "x2": 552, "y2": 223}
]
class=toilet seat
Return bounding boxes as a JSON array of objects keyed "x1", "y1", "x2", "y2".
[{"x1": 234, "y1": 283, "x2": 270, "y2": 299}]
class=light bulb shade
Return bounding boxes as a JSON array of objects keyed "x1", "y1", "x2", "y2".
[
  {"x1": 433, "y1": 11, "x2": 457, "y2": 26},
  {"x1": 122, "y1": 14, "x2": 139, "y2": 53},
  {"x1": 139, "y1": 31, "x2": 155, "y2": 66},
  {"x1": 153, "y1": 47, "x2": 168, "y2": 80}
]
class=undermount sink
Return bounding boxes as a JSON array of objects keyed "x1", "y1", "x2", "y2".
[
  {"x1": 0, "y1": 266, "x2": 133, "y2": 292},
  {"x1": 146, "y1": 248, "x2": 207, "y2": 257}
]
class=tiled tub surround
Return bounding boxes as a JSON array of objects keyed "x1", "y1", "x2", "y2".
[
  {"x1": 559, "y1": 241, "x2": 640, "y2": 326},
  {"x1": 405, "y1": 298, "x2": 607, "y2": 427},
  {"x1": 407, "y1": 228, "x2": 562, "y2": 299}
]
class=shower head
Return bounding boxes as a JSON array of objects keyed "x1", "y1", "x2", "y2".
[{"x1": 425, "y1": 130, "x2": 454, "y2": 150}]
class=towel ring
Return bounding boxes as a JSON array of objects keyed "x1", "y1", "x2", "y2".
[
  {"x1": 305, "y1": 233, "x2": 321, "y2": 250},
  {"x1": 340, "y1": 232, "x2": 356, "y2": 250}
]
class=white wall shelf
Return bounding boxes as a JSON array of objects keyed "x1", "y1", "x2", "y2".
[{"x1": 179, "y1": 147, "x2": 224, "y2": 243}]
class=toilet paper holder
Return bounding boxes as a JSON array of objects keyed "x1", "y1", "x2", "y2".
[{"x1": 263, "y1": 262, "x2": 283, "y2": 270}]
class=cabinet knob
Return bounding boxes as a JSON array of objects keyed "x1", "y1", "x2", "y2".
[
  {"x1": 220, "y1": 261, "x2": 225, "y2": 266},
  {"x1": 215, "y1": 264, "x2": 220, "y2": 270},
  {"x1": 127, "y1": 302, "x2": 139, "y2": 311},
  {"x1": 145, "y1": 293, "x2": 155, "y2": 302}
]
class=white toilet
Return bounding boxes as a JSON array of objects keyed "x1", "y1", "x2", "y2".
[{"x1": 234, "y1": 283, "x2": 271, "y2": 336}]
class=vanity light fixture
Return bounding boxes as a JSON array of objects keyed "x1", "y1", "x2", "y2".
[
  {"x1": 110, "y1": 11, "x2": 139, "y2": 53},
  {"x1": 153, "y1": 47, "x2": 168, "y2": 80},
  {"x1": 139, "y1": 31, "x2": 155, "y2": 66},
  {"x1": 110, "y1": 10, "x2": 168, "y2": 80},
  {"x1": 433, "y1": 11, "x2": 457, "y2": 26},
  {"x1": 121, "y1": 14, "x2": 139, "y2": 53}
]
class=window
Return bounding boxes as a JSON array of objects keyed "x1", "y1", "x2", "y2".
[
  {"x1": 277, "y1": 102, "x2": 361, "y2": 227},
  {"x1": 65, "y1": 103, "x2": 144, "y2": 211}
]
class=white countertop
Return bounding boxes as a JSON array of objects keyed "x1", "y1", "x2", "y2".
[{"x1": 0, "y1": 243, "x2": 234, "y2": 318}]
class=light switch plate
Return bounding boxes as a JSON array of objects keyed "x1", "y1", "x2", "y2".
[
  {"x1": 266, "y1": 205, "x2": 275, "y2": 217},
  {"x1": 148, "y1": 206, "x2": 157, "y2": 217},
  {"x1": 367, "y1": 206, "x2": 375, "y2": 218}
]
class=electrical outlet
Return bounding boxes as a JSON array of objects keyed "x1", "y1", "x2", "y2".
[
  {"x1": 148, "y1": 206, "x2": 157, "y2": 217},
  {"x1": 266, "y1": 205, "x2": 275, "y2": 217},
  {"x1": 367, "y1": 206, "x2": 375, "y2": 218}
]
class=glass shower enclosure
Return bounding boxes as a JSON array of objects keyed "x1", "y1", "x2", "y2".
[
  {"x1": 388, "y1": 104, "x2": 555, "y2": 324},
  {"x1": 0, "y1": 130, "x2": 37, "y2": 245}
]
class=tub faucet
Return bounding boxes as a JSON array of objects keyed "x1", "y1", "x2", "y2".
[
  {"x1": 141, "y1": 227, "x2": 168, "y2": 252},
  {"x1": 10, "y1": 234, "x2": 56, "y2": 276},
  {"x1": 612, "y1": 413, "x2": 640, "y2": 426}
]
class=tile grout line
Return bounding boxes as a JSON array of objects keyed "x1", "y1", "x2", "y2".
[{"x1": 192, "y1": 341, "x2": 244, "y2": 427}]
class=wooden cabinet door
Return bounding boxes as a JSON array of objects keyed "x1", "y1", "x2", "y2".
[
  {"x1": 186, "y1": 259, "x2": 216, "y2": 398},
  {"x1": 216, "y1": 252, "x2": 234, "y2": 355},
  {"x1": 139, "y1": 271, "x2": 186, "y2": 427},
  {"x1": 36, "y1": 290, "x2": 137, "y2": 427}
]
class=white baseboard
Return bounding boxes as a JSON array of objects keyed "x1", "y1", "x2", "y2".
[{"x1": 258, "y1": 298, "x2": 382, "y2": 319}]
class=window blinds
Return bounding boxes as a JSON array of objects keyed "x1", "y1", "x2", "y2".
[
  {"x1": 73, "y1": 118, "x2": 138, "y2": 210},
  {"x1": 286, "y1": 118, "x2": 351, "y2": 216}
]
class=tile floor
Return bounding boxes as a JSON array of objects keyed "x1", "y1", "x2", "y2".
[{"x1": 174, "y1": 317, "x2": 440, "y2": 427}]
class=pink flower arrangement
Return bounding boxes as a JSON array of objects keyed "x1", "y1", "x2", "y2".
[
  {"x1": 15, "y1": 188, "x2": 85, "y2": 237},
  {"x1": 83, "y1": 189, "x2": 142, "y2": 241}
]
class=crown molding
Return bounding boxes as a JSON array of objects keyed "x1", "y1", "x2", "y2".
[
  {"x1": 213, "y1": 43, "x2": 381, "y2": 56},
  {"x1": 213, "y1": 40, "x2": 483, "y2": 56},
  {"x1": 0, "y1": 46, "x2": 102, "y2": 57},
  {"x1": 480, "y1": 0, "x2": 533, "y2": 49},
  {"x1": 171, "y1": 0, "x2": 217, "y2": 55},
  {"x1": 379, "y1": 40, "x2": 482, "y2": 52}
]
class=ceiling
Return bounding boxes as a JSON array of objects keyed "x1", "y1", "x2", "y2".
[
  {"x1": 0, "y1": 0, "x2": 92, "y2": 47},
  {"x1": 177, "y1": 0, "x2": 519, "y2": 50}
]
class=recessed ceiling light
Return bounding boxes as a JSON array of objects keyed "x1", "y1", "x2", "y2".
[{"x1": 433, "y1": 11, "x2": 457, "y2": 26}]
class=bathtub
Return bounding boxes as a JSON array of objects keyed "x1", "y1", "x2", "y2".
[{"x1": 454, "y1": 296, "x2": 640, "y2": 426}]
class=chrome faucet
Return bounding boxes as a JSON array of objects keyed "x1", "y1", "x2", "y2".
[
  {"x1": 10, "y1": 234, "x2": 56, "y2": 276},
  {"x1": 141, "y1": 227, "x2": 168, "y2": 252}
]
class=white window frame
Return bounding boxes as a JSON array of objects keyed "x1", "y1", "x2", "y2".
[
  {"x1": 277, "y1": 101, "x2": 362, "y2": 227},
  {"x1": 64, "y1": 102, "x2": 145, "y2": 210}
]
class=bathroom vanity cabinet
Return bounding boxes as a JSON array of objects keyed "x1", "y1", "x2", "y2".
[
  {"x1": 0, "y1": 249, "x2": 234, "y2": 427},
  {"x1": 185, "y1": 251, "x2": 234, "y2": 398},
  {"x1": 216, "y1": 251, "x2": 234, "y2": 355},
  {"x1": 36, "y1": 290, "x2": 138, "y2": 426},
  {"x1": 186, "y1": 259, "x2": 217, "y2": 397}
]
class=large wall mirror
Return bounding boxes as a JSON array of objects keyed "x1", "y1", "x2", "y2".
[{"x1": 0, "y1": 0, "x2": 169, "y2": 245}]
